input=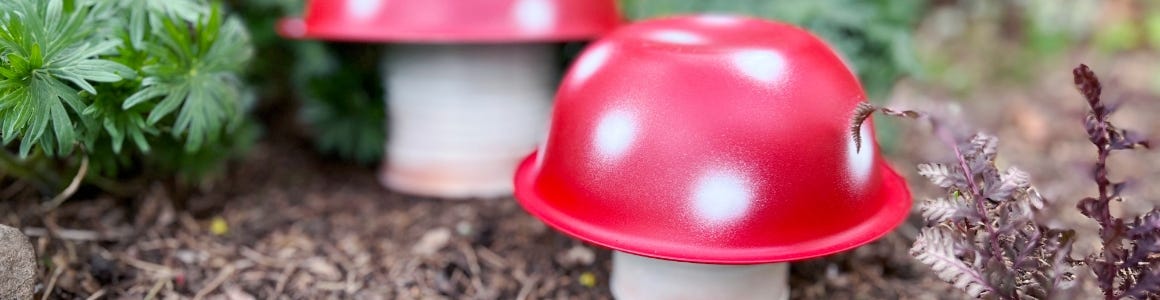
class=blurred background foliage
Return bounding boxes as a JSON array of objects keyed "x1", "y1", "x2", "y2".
[
  {"x1": 228, "y1": 0, "x2": 386, "y2": 164},
  {"x1": 228, "y1": 0, "x2": 930, "y2": 164},
  {"x1": 224, "y1": 0, "x2": 1159, "y2": 164},
  {"x1": 915, "y1": 0, "x2": 1159, "y2": 94}
]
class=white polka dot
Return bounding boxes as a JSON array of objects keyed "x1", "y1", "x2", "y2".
[
  {"x1": 648, "y1": 30, "x2": 706, "y2": 45},
  {"x1": 846, "y1": 123, "x2": 875, "y2": 186},
  {"x1": 347, "y1": 0, "x2": 384, "y2": 21},
  {"x1": 697, "y1": 14, "x2": 743, "y2": 26},
  {"x1": 732, "y1": 50, "x2": 786, "y2": 83},
  {"x1": 593, "y1": 110, "x2": 636, "y2": 161},
  {"x1": 513, "y1": 0, "x2": 556, "y2": 34},
  {"x1": 692, "y1": 169, "x2": 753, "y2": 224},
  {"x1": 570, "y1": 44, "x2": 612, "y2": 86}
]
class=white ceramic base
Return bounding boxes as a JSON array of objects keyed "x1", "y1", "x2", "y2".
[
  {"x1": 381, "y1": 44, "x2": 555, "y2": 199},
  {"x1": 610, "y1": 251, "x2": 789, "y2": 300}
]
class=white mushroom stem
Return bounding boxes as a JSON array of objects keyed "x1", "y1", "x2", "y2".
[
  {"x1": 381, "y1": 43, "x2": 556, "y2": 199},
  {"x1": 610, "y1": 251, "x2": 789, "y2": 300}
]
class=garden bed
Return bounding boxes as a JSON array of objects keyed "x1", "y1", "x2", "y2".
[
  {"x1": 3, "y1": 102, "x2": 958, "y2": 299},
  {"x1": 4, "y1": 13, "x2": 1160, "y2": 300}
]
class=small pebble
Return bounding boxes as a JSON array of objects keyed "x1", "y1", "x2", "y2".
[
  {"x1": 455, "y1": 221, "x2": 473, "y2": 236},
  {"x1": 0, "y1": 225, "x2": 37, "y2": 300}
]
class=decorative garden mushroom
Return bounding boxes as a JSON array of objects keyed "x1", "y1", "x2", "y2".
[
  {"x1": 278, "y1": 0, "x2": 621, "y2": 198},
  {"x1": 512, "y1": 15, "x2": 912, "y2": 299}
]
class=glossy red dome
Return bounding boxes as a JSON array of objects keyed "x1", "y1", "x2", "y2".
[
  {"x1": 277, "y1": 0, "x2": 622, "y2": 42},
  {"x1": 513, "y1": 15, "x2": 912, "y2": 264}
]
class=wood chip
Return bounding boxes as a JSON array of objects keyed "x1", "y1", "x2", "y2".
[
  {"x1": 301, "y1": 257, "x2": 342, "y2": 281},
  {"x1": 411, "y1": 228, "x2": 452, "y2": 256},
  {"x1": 555, "y1": 245, "x2": 596, "y2": 267}
]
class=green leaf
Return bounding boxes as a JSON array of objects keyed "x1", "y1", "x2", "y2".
[
  {"x1": 102, "y1": 116, "x2": 123, "y2": 153},
  {"x1": 0, "y1": 0, "x2": 129, "y2": 157},
  {"x1": 131, "y1": 3, "x2": 253, "y2": 152},
  {"x1": 122, "y1": 86, "x2": 163, "y2": 109},
  {"x1": 59, "y1": 59, "x2": 128, "y2": 82},
  {"x1": 146, "y1": 88, "x2": 187, "y2": 124}
]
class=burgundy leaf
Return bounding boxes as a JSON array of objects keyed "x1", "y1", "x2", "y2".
[{"x1": 1073, "y1": 64, "x2": 1102, "y2": 106}]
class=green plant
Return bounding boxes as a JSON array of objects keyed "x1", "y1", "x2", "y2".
[
  {"x1": 852, "y1": 64, "x2": 1159, "y2": 299},
  {"x1": 0, "y1": 0, "x2": 255, "y2": 195},
  {"x1": 229, "y1": 0, "x2": 385, "y2": 164},
  {"x1": 293, "y1": 43, "x2": 385, "y2": 164}
]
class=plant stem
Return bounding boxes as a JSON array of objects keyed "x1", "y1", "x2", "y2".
[
  {"x1": 1091, "y1": 96, "x2": 1119, "y2": 300},
  {"x1": 1075, "y1": 64, "x2": 1121, "y2": 300},
  {"x1": 930, "y1": 120, "x2": 1004, "y2": 259}
]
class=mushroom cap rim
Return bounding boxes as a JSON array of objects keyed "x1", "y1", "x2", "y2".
[{"x1": 513, "y1": 152, "x2": 913, "y2": 265}]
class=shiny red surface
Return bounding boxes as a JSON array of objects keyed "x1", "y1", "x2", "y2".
[
  {"x1": 277, "y1": 0, "x2": 622, "y2": 42},
  {"x1": 513, "y1": 15, "x2": 912, "y2": 264}
]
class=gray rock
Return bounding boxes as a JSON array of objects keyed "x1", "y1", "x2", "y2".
[{"x1": 0, "y1": 224, "x2": 36, "y2": 300}]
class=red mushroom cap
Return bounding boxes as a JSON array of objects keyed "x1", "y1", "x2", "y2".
[
  {"x1": 513, "y1": 15, "x2": 912, "y2": 264},
  {"x1": 277, "y1": 0, "x2": 622, "y2": 42}
]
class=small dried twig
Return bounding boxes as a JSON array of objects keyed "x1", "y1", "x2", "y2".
[
  {"x1": 458, "y1": 242, "x2": 487, "y2": 295},
  {"x1": 84, "y1": 289, "x2": 106, "y2": 300},
  {"x1": 476, "y1": 247, "x2": 509, "y2": 270},
  {"x1": 272, "y1": 264, "x2": 296, "y2": 297},
  {"x1": 143, "y1": 279, "x2": 167, "y2": 300},
  {"x1": 515, "y1": 275, "x2": 541, "y2": 300},
  {"x1": 119, "y1": 255, "x2": 176, "y2": 278},
  {"x1": 193, "y1": 265, "x2": 236, "y2": 300},
  {"x1": 22, "y1": 227, "x2": 132, "y2": 242},
  {"x1": 40, "y1": 267, "x2": 63, "y2": 300}
]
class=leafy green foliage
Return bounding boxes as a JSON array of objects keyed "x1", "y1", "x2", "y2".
[
  {"x1": 0, "y1": 0, "x2": 131, "y2": 157},
  {"x1": 121, "y1": 3, "x2": 253, "y2": 152},
  {"x1": 293, "y1": 44, "x2": 385, "y2": 164},
  {"x1": 0, "y1": 0, "x2": 255, "y2": 191},
  {"x1": 230, "y1": 0, "x2": 385, "y2": 164}
]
